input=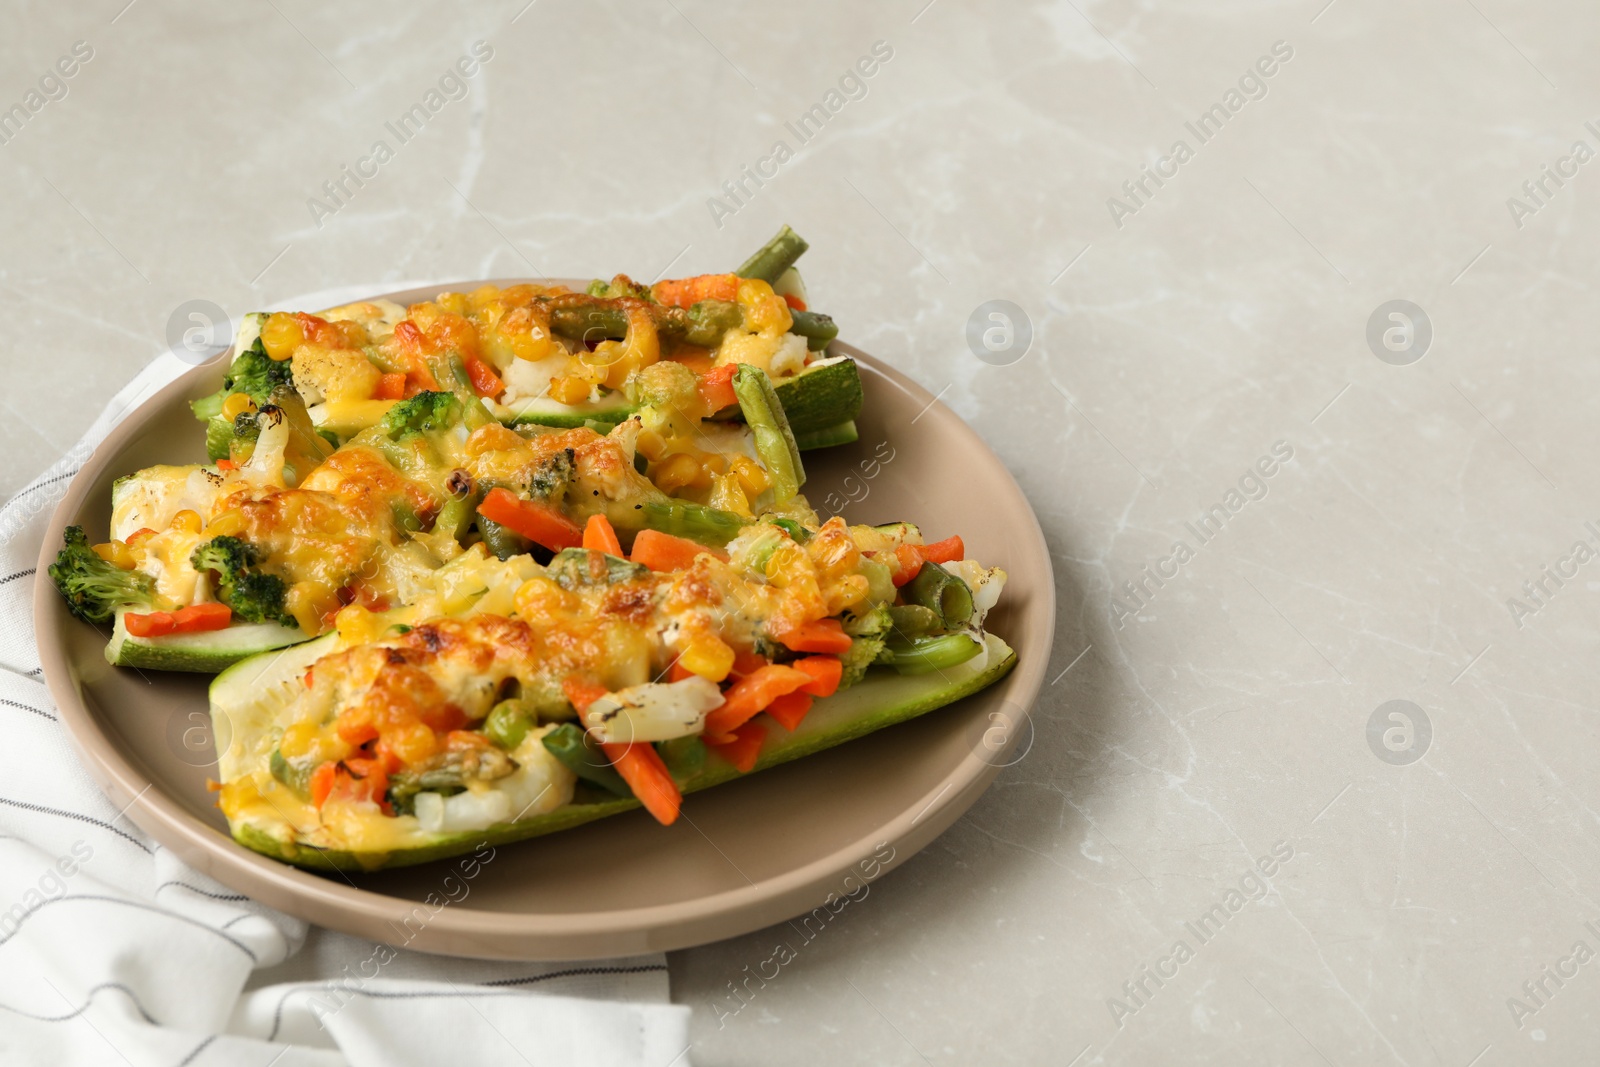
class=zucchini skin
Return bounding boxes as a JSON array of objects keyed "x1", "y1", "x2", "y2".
[
  {"x1": 105, "y1": 611, "x2": 309, "y2": 673},
  {"x1": 221, "y1": 639, "x2": 1017, "y2": 872}
]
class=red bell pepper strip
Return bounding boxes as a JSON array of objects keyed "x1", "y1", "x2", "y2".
[
  {"x1": 697, "y1": 364, "x2": 739, "y2": 414},
  {"x1": 762, "y1": 691, "x2": 813, "y2": 732},
  {"x1": 465, "y1": 358, "x2": 505, "y2": 400},
  {"x1": 705, "y1": 721, "x2": 766, "y2": 773},
  {"x1": 703, "y1": 664, "x2": 811, "y2": 737}
]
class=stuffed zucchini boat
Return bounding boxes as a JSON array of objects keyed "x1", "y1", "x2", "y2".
[
  {"x1": 192, "y1": 226, "x2": 861, "y2": 453},
  {"x1": 211, "y1": 509, "x2": 1012, "y2": 872},
  {"x1": 54, "y1": 345, "x2": 865, "y2": 673}
]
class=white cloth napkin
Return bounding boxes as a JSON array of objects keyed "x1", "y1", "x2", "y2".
[{"x1": 0, "y1": 285, "x2": 692, "y2": 1067}]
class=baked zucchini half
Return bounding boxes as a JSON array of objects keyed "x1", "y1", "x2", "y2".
[
  {"x1": 212, "y1": 630, "x2": 1015, "y2": 872},
  {"x1": 195, "y1": 227, "x2": 859, "y2": 449},
  {"x1": 206, "y1": 508, "x2": 1013, "y2": 872}
]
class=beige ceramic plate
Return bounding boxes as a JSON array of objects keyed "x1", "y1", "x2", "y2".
[{"x1": 35, "y1": 281, "x2": 1054, "y2": 960}]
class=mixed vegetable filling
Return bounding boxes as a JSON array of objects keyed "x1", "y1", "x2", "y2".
[{"x1": 222, "y1": 510, "x2": 1004, "y2": 842}]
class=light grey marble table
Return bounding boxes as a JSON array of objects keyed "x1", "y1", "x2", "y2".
[{"x1": 6, "y1": 1, "x2": 1599, "y2": 1064}]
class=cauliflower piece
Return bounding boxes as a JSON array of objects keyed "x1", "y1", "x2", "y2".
[
  {"x1": 768, "y1": 333, "x2": 808, "y2": 379},
  {"x1": 499, "y1": 353, "x2": 569, "y2": 407}
]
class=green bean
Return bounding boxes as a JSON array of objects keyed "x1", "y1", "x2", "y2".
[
  {"x1": 391, "y1": 499, "x2": 423, "y2": 534},
  {"x1": 549, "y1": 304, "x2": 629, "y2": 344},
  {"x1": 764, "y1": 517, "x2": 810, "y2": 543},
  {"x1": 541, "y1": 723, "x2": 631, "y2": 796},
  {"x1": 436, "y1": 481, "x2": 484, "y2": 542},
  {"x1": 733, "y1": 364, "x2": 805, "y2": 502},
  {"x1": 683, "y1": 300, "x2": 743, "y2": 347},
  {"x1": 736, "y1": 224, "x2": 810, "y2": 284},
  {"x1": 544, "y1": 547, "x2": 648, "y2": 589},
  {"x1": 269, "y1": 749, "x2": 311, "y2": 799},
  {"x1": 484, "y1": 699, "x2": 536, "y2": 750},
  {"x1": 789, "y1": 309, "x2": 838, "y2": 351},
  {"x1": 883, "y1": 633, "x2": 983, "y2": 675},
  {"x1": 547, "y1": 299, "x2": 743, "y2": 349},
  {"x1": 903, "y1": 561, "x2": 974, "y2": 629},
  {"x1": 887, "y1": 604, "x2": 941, "y2": 638},
  {"x1": 615, "y1": 500, "x2": 748, "y2": 548},
  {"x1": 479, "y1": 515, "x2": 530, "y2": 560}
]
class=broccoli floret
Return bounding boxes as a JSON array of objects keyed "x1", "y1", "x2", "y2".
[
  {"x1": 586, "y1": 274, "x2": 653, "y2": 301},
  {"x1": 190, "y1": 336, "x2": 295, "y2": 424},
  {"x1": 837, "y1": 604, "x2": 892, "y2": 688},
  {"x1": 225, "y1": 338, "x2": 295, "y2": 404},
  {"x1": 190, "y1": 536, "x2": 294, "y2": 627},
  {"x1": 381, "y1": 390, "x2": 462, "y2": 440},
  {"x1": 528, "y1": 448, "x2": 575, "y2": 502},
  {"x1": 48, "y1": 526, "x2": 158, "y2": 625}
]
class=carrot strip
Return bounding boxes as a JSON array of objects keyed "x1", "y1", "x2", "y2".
[
  {"x1": 774, "y1": 618, "x2": 853, "y2": 654},
  {"x1": 920, "y1": 535, "x2": 964, "y2": 564},
  {"x1": 123, "y1": 611, "x2": 176, "y2": 638},
  {"x1": 762, "y1": 691, "x2": 813, "y2": 732},
  {"x1": 373, "y1": 372, "x2": 408, "y2": 400},
  {"x1": 478, "y1": 487, "x2": 584, "y2": 551},
  {"x1": 703, "y1": 664, "x2": 811, "y2": 737},
  {"x1": 792, "y1": 655, "x2": 843, "y2": 698},
  {"x1": 562, "y1": 677, "x2": 611, "y2": 714},
  {"x1": 781, "y1": 293, "x2": 807, "y2": 312},
  {"x1": 582, "y1": 514, "x2": 624, "y2": 556},
  {"x1": 601, "y1": 741, "x2": 683, "y2": 825},
  {"x1": 652, "y1": 273, "x2": 741, "y2": 309},
  {"x1": 705, "y1": 721, "x2": 766, "y2": 773},
  {"x1": 630, "y1": 529, "x2": 715, "y2": 572}
]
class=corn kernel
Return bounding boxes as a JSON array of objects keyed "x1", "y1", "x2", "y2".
[
  {"x1": 91, "y1": 541, "x2": 136, "y2": 570},
  {"x1": 549, "y1": 375, "x2": 592, "y2": 404},
  {"x1": 436, "y1": 291, "x2": 469, "y2": 316},
  {"x1": 388, "y1": 721, "x2": 439, "y2": 766},
  {"x1": 260, "y1": 312, "x2": 304, "y2": 362},
  {"x1": 171, "y1": 509, "x2": 203, "y2": 535},
  {"x1": 765, "y1": 541, "x2": 807, "y2": 583},
  {"x1": 708, "y1": 472, "x2": 753, "y2": 520},
  {"x1": 221, "y1": 392, "x2": 257, "y2": 421},
  {"x1": 205, "y1": 509, "x2": 245, "y2": 538},
  {"x1": 680, "y1": 633, "x2": 735, "y2": 682},
  {"x1": 653, "y1": 453, "x2": 703, "y2": 494},
  {"x1": 636, "y1": 429, "x2": 669, "y2": 462},
  {"x1": 334, "y1": 604, "x2": 384, "y2": 645},
  {"x1": 468, "y1": 284, "x2": 502, "y2": 312},
  {"x1": 729, "y1": 455, "x2": 770, "y2": 497},
  {"x1": 510, "y1": 324, "x2": 554, "y2": 361},
  {"x1": 514, "y1": 576, "x2": 576, "y2": 623},
  {"x1": 278, "y1": 719, "x2": 320, "y2": 759},
  {"x1": 286, "y1": 580, "x2": 339, "y2": 636}
]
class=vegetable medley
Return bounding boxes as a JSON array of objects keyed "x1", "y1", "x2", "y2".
[{"x1": 49, "y1": 228, "x2": 1013, "y2": 861}]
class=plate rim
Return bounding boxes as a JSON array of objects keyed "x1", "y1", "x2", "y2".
[{"x1": 33, "y1": 280, "x2": 1055, "y2": 960}]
